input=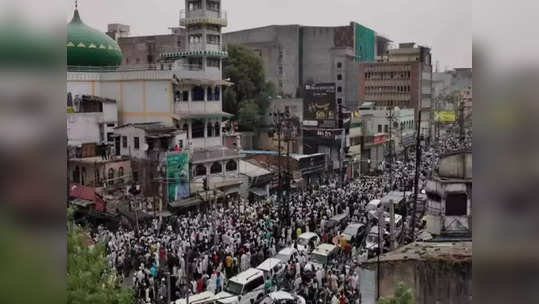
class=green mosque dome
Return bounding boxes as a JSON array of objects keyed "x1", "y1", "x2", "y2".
[{"x1": 67, "y1": 9, "x2": 122, "y2": 67}]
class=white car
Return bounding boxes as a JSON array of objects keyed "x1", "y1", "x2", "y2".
[
  {"x1": 174, "y1": 291, "x2": 215, "y2": 304},
  {"x1": 215, "y1": 268, "x2": 266, "y2": 304},
  {"x1": 274, "y1": 247, "x2": 297, "y2": 264},
  {"x1": 256, "y1": 258, "x2": 286, "y2": 281},
  {"x1": 341, "y1": 223, "x2": 365, "y2": 243},
  {"x1": 260, "y1": 291, "x2": 306, "y2": 304},
  {"x1": 296, "y1": 232, "x2": 320, "y2": 253}
]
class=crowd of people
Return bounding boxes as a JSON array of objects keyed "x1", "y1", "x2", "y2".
[{"x1": 88, "y1": 131, "x2": 472, "y2": 304}]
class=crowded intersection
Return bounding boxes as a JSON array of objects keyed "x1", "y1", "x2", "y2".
[{"x1": 86, "y1": 129, "x2": 472, "y2": 304}]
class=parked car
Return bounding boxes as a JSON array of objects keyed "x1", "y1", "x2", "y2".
[
  {"x1": 260, "y1": 291, "x2": 306, "y2": 304},
  {"x1": 340, "y1": 223, "x2": 366, "y2": 245},
  {"x1": 296, "y1": 232, "x2": 320, "y2": 253},
  {"x1": 215, "y1": 268, "x2": 266, "y2": 304},
  {"x1": 256, "y1": 258, "x2": 286, "y2": 282},
  {"x1": 274, "y1": 247, "x2": 297, "y2": 264}
]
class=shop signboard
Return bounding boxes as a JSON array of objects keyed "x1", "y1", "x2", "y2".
[
  {"x1": 304, "y1": 83, "x2": 337, "y2": 128},
  {"x1": 434, "y1": 111, "x2": 456, "y2": 122}
]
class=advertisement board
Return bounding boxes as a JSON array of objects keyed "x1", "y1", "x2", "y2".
[
  {"x1": 167, "y1": 153, "x2": 190, "y2": 202},
  {"x1": 304, "y1": 83, "x2": 337, "y2": 128},
  {"x1": 434, "y1": 111, "x2": 456, "y2": 122}
]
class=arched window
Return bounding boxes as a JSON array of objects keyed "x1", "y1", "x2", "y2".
[
  {"x1": 207, "y1": 87, "x2": 213, "y2": 101},
  {"x1": 118, "y1": 167, "x2": 124, "y2": 184},
  {"x1": 81, "y1": 167, "x2": 86, "y2": 185},
  {"x1": 207, "y1": 121, "x2": 213, "y2": 137},
  {"x1": 210, "y1": 162, "x2": 222, "y2": 174},
  {"x1": 337, "y1": 62, "x2": 342, "y2": 69},
  {"x1": 214, "y1": 122, "x2": 221, "y2": 137},
  {"x1": 195, "y1": 165, "x2": 207, "y2": 177},
  {"x1": 73, "y1": 166, "x2": 80, "y2": 184},
  {"x1": 192, "y1": 86, "x2": 204, "y2": 101},
  {"x1": 108, "y1": 168, "x2": 115, "y2": 186},
  {"x1": 337, "y1": 86, "x2": 342, "y2": 93},
  {"x1": 226, "y1": 160, "x2": 237, "y2": 172}
]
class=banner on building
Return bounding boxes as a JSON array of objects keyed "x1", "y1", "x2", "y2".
[
  {"x1": 434, "y1": 111, "x2": 456, "y2": 122},
  {"x1": 303, "y1": 83, "x2": 337, "y2": 128},
  {"x1": 167, "y1": 153, "x2": 190, "y2": 202}
]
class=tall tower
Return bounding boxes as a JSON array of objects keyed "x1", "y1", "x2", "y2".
[{"x1": 163, "y1": 0, "x2": 230, "y2": 151}]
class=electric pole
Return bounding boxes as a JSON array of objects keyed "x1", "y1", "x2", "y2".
[{"x1": 409, "y1": 110, "x2": 422, "y2": 242}]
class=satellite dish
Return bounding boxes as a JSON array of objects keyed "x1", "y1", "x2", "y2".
[{"x1": 142, "y1": 144, "x2": 149, "y2": 151}]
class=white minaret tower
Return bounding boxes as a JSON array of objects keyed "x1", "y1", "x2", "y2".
[{"x1": 163, "y1": 0, "x2": 230, "y2": 151}]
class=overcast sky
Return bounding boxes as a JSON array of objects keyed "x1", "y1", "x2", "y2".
[{"x1": 67, "y1": 0, "x2": 471, "y2": 70}]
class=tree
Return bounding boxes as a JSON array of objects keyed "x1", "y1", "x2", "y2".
[
  {"x1": 67, "y1": 208, "x2": 133, "y2": 304},
  {"x1": 377, "y1": 282, "x2": 414, "y2": 304},
  {"x1": 238, "y1": 100, "x2": 264, "y2": 131},
  {"x1": 223, "y1": 43, "x2": 276, "y2": 125}
]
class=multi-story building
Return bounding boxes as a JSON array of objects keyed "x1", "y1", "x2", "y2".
[
  {"x1": 66, "y1": 1, "x2": 242, "y2": 201},
  {"x1": 355, "y1": 104, "x2": 416, "y2": 173},
  {"x1": 358, "y1": 42, "x2": 432, "y2": 139},
  {"x1": 224, "y1": 23, "x2": 390, "y2": 111}
]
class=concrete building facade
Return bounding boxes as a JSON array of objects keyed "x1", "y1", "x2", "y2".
[
  {"x1": 359, "y1": 43, "x2": 432, "y2": 138},
  {"x1": 224, "y1": 23, "x2": 390, "y2": 111}
]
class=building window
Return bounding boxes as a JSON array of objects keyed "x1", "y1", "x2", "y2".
[
  {"x1": 207, "y1": 121, "x2": 213, "y2": 137},
  {"x1": 182, "y1": 123, "x2": 189, "y2": 138},
  {"x1": 192, "y1": 86, "x2": 205, "y2": 101},
  {"x1": 192, "y1": 119, "x2": 205, "y2": 138},
  {"x1": 182, "y1": 91, "x2": 189, "y2": 102},
  {"x1": 107, "y1": 132, "x2": 114, "y2": 142},
  {"x1": 134, "y1": 137, "x2": 140, "y2": 150},
  {"x1": 73, "y1": 166, "x2": 80, "y2": 183},
  {"x1": 118, "y1": 167, "x2": 124, "y2": 184},
  {"x1": 214, "y1": 122, "x2": 221, "y2": 137},
  {"x1": 337, "y1": 62, "x2": 342, "y2": 69},
  {"x1": 108, "y1": 168, "x2": 115, "y2": 186},
  {"x1": 133, "y1": 171, "x2": 139, "y2": 182},
  {"x1": 384, "y1": 125, "x2": 388, "y2": 133},
  {"x1": 337, "y1": 98, "x2": 343, "y2": 105},
  {"x1": 122, "y1": 136, "x2": 127, "y2": 148},
  {"x1": 226, "y1": 160, "x2": 237, "y2": 172},
  {"x1": 378, "y1": 125, "x2": 382, "y2": 133},
  {"x1": 81, "y1": 167, "x2": 86, "y2": 185},
  {"x1": 195, "y1": 164, "x2": 206, "y2": 176},
  {"x1": 337, "y1": 86, "x2": 342, "y2": 93},
  {"x1": 210, "y1": 162, "x2": 222, "y2": 174},
  {"x1": 207, "y1": 34, "x2": 221, "y2": 45},
  {"x1": 446, "y1": 193, "x2": 468, "y2": 216},
  {"x1": 207, "y1": 58, "x2": 220, "y2": 68},
  {"x1": 337, "y1": 74, "x2": 342, "y2": 81},
  {"x1": 207, "y1": 87, "x2": 213, "y2": 101},
  {"x1": 214, "y1": 87, "x2": 220, "y2": 101}
]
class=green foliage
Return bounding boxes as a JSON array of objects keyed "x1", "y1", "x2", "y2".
[
  {"x1": 238, "y1": 100, "x2": 264, "y2": 131},
  {"x1": 378, "y1": 282, "x2": 414, "y2": 304},
  {"x1": 67, "y1": 211, "x2": 133, "y2": 304},
  {"x1": 223, "y1": 44, "x2": 276, "y2": 128}
]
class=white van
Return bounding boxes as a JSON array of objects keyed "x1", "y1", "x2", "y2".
[
  {"x1": 308, "y1": 243, "x2": 338, "y2": 270},
  {"x1": 215, "y1": 268, "x2": 266, "y2": 304},
  {"x1": 174, "y1": 291, "x2": 216, "y2": 304},
  {"x1": 256, "y1": 258, "x2": 286, "y2": 281},
  {"x1": 296, "y1": 232, "x2": 320, "y2": 253},
  {"x1": 274, "y1": 247, "x2": 297, "y2": 264}
]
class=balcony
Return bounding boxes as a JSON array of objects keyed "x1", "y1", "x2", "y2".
[{"x1": 180, "y1": 9, "x2": 228, "y2": 27}]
